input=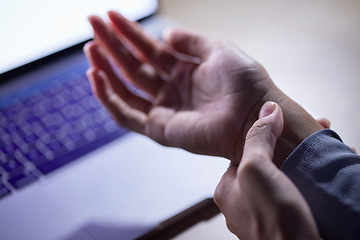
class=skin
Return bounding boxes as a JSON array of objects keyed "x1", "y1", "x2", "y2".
[
  {"x1": 214, "y1": 102, "x2": 321, "y2": 239},
  {"x1": 84, "y1": 11, "x2": 323, "y2": 166},
  {"x1": 83, "y1": 11, "x2": 325, "y2": 239}
]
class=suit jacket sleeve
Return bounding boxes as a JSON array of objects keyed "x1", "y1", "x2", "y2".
[{"x1": 280, "y1": 129, "x2": 360, "y2": 240}]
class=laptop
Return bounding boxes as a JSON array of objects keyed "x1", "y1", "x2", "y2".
[{"x1": 0, "y1": 1, "x2": 229, "y2": 239}]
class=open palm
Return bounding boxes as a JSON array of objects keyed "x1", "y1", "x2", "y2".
[{"x1": 85, "y1": 11, "x2": 273, "y2": 162}]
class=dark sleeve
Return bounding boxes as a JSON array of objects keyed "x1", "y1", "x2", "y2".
[{"x1": 280, "y1": 129, "x2": 360, "y2": 240}]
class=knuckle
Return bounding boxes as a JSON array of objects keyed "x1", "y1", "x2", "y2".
[
  {"x1": 240, "y1": 160, "x2": 263, "y2": 176},
  {"x1": 210, "y1": 40, "x2": 229, "y2": 51},
  {"x1": 225, "y1": 219, "x2": 237, "y2": 234},
  {"x1": 107, "y1": 92, "x2": 118, "y2": 104},
  {"x1": 214, "y1": 184, "x2": 224, "y2": 205},
  {"x1": 149, "y1": 44, "x2": 164, "y2": 59}
]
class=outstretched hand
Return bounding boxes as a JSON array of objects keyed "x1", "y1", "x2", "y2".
[
  {"x1": 214, "y1": 102, "x2": 321, "y2": 240},
  {"x1": 84, "y1": 11, "x2": 276, "y2": 163}
]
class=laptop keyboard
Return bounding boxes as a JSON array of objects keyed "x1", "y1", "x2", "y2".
[{"x1": 0, "y1": 60, "x2": 128, "y2": 198}]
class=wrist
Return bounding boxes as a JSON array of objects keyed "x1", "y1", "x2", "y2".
[
  {"x1": 238, "y1": 82, "x2": 323, "y2": 167},
  {"x1": 271, "y1": 92, "x2": 323, "y2": 167}
]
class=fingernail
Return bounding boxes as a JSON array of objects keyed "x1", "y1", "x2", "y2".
[{"x1": 259, "y1": 101, "x2": 277, "y2": 119}]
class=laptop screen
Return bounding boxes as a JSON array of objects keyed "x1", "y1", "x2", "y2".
[{"x1": 0, "y1": 0, "x2": 158, "y2": 75}]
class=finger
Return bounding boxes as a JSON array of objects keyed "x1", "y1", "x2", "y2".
[
  {"x1": 241, "y1": 102, "x2": 284, "y2": 166},
  {"x1": 86, "y1": 68, "x2": 147, "y2": 134},
  {"x1": 88, "y1": 15, "x2": 165, "y2": 96},
  {"x1": 214, "y1": 164, "x2": 237, "y2": 208},
  {"x1": 162, "y1": 28, "x2": 212, "y2": 59},
  {"x1": 108, "y1": 11, "x2": 179, "y2": 74},
  {"x1": 316, "y1": 118, "x2": 330, "y2": 129},
  {"x1": 352, "y1": 147, "x2": 357, "y2": 154},
  {"x1": 84, "y1": 41, "x2": 152, "y2": 113}
]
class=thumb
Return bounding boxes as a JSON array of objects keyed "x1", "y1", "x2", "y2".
[
  {"x1": 162, "y1": 28, "x2": 211, "y2": 58},
  {"x1": 241, "y1": 102, "x2": 284, "y2": 166}
]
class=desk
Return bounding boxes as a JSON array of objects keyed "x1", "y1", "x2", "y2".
[{"x1": 158, "y1": 0, "x2": 360, "y2": 239}]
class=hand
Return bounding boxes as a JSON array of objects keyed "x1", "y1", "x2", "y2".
[
  {"x1": 316, "y1": 118, "x2": 331, "y2": 129},
  {"x1": 317, "y1": 118, "x2": 357, "y2": 153},
  {"x1": 214, "y1": 102, "x2": 321, "y2": 240},
  {"x1": 84, "y1": 11, "x2": 275, "y2": 162}
]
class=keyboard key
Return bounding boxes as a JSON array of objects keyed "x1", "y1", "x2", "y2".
[
  {"x1": 39, "y1": 99, "x2": 57, "y2": 114},
  {"x1": 0, "y1": 184, "x2": 11, "y2": 199},
  {"x1": 54, "y1": 130, "x2": 68, "y2": 143},
  {"x1": 29, "y1": 103, "x2": 46, "y2": 116},
  {"x1": 89, "y1": 123, "x2": 103, "y2": 133},
  {"x1": 69, "y1": 86, "x2": 87, "y2": 101},
  {"x1": 42, "y1": 84, "x2": 63, "y2": 98},
  {"x1": 46, "y1": 139, "x2": 64, "y2": 152},
  {"x1": 73, "y1": 119, "x2": 88, "y2": 131},
  {"x1": 80, "y1": 96, "x2": 100, "y2": 112},
  {"x1": 0, "y1": 150, "x2": 7, "y2": 163},
  {"x1": 24, "y1": 148, "x2": 44, "y2": 161},
  {"x1": 23, "y1": 133, "x2": 38, "y2": 144},
  {"x1": 4, "y1": 123, "x2": 20, "y2": 134},
  {"x1": 51, "y1": 95, "x2": 67, "y2": 109},
  {"x1": 22, "y1": 93, "x2": 45, "y2": 107},
  {"x1": 59, "y1": 90, "x2": 76, "y2": 104},
  {"x1": 42, "y1": 125, "x2": 58, "y2": 135},
  {"x1": 91, "y1": 110, "x2": 108, "y2": 123},
  {"x1": 104, "y1": 121, "x2": 119, "y2": 133},
  {"x1": 1, "y1": 159, "x2": 24, "y2": 174},
  {"x1": 1, "y1": 142, "x2": 17, "y2": 154},
  {"x1": 61, "y1": 104, "x2": 84, "y2": 122},
  {"x1": 31, "y1": 122, "x2": 45, "y2": 135},
  {"x1": 2, "y1": 105, "x2": 19, "y2": 119},
  {"x1": 78, "y1": 81, "x2": 93, "y2": 95},
  {"x1": 68, "y1": 131, "x2": 88, "y2": 145},
  {"x1": 8, "y1": 171, "x2": 37, "y2": 189},
  {"x1": 0, "y1": 111, "x2": 8, "y2": 125},
  {"x1": 41, "y1": 113, "x2": 64, "y2": 127},
  {"x1": 64, "y1": 75, "x2": 84, "y2": 88},
  {"x1": 25, "y1": 115, "x2": 40, "y2": 124}
]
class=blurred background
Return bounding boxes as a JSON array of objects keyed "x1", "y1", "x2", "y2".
[{"x1": 158, "y1": 0, "x2": 360, "y2": 239}]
